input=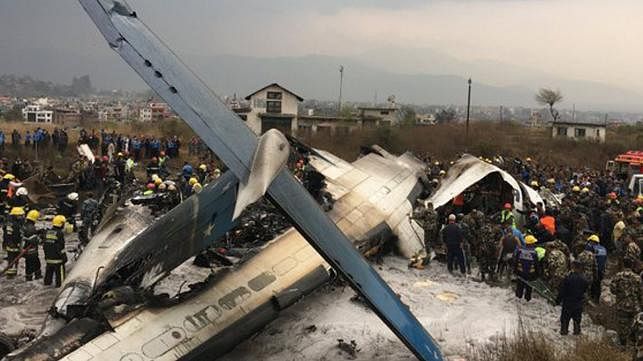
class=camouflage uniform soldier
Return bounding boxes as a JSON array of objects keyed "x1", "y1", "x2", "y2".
[
  {"x1": 610, "y1": 260, "x2": 641, "y2": 346},
  {"x1": 577, "y1": 250, "x2": 596, "y2": 286},
  {"x1": 478, "y1": 224, "x2": 500, "y2": 281},
  {"x1": 549, "y1": 239, "x2": 571, "y2": 258},
  {"x1": 458, "y1": 215, "x2": 473, "y2": 274},
  {"x1": 624, "y1": 239, "x2": 641, "y2": 271},
  {"x1": 634, "y1": 312, "x2": 643, "y2": 361},
  {"x1": 424, "y1": 203, "x2": 438, "y2": 247},
  {"x1": 544, "y1": 248, "x2": 569, "y2": 291}
]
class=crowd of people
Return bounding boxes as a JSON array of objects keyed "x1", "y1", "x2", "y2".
[
  {"x1": 0, "y1": 126, "x2": 224, "y2": 289},
  {"x1": 412, "y1": 155, "x2": 643, "y2": 355},
  {"x1": 0, "y1": 130, "x2": 641, "y2": 356}
]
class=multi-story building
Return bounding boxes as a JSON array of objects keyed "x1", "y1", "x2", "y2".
[
  {"x1": 98, "y1": 103, "x2": 130, "y2": 122},
  {"x1": 139, "y1": 102, "x2": 171, "y2": 121},
  {"x1": 243, "y1": 83, "x2": 303, "y2": 135},
  {"x1": 22, "y1": 104, "x2": 54, "y2": 124}
]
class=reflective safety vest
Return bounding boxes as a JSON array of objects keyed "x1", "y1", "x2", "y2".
[
  {"x1": 535, "y1": 247, "x2": 546, "y2": 261},
  {"x1": 125, "y1": 158, "x2": 135, "y2": 173},
  {"x1": 501, "y1": 210, "x2": 515, "y2": 226}
]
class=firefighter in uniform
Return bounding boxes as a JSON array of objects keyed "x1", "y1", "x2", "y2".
[
  {"x1": 43, "y1": 215, "x2": 67, "y2": 287},
  {"x1": 22, "y1": 209, "x2": 42, "y2": 281},
  {"x1": 3, "y1": 206, "x2": 25, "y2": 277}
]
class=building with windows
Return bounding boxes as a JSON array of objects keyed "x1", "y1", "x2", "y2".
[
  {"x1": 139, "y1": 102, "x2": 172, "y2": 122},
  {"x1": 243, "y1": 83, "x2": 303, "y2": 135},
  {"x1": 98, "y1": 103, "x2": 130, "y2": 122},
  {"x1": 22, "y1": 104, "x2": 54, "y2": 124},
  {"x1": 551, "y1": 119, "x2": 606, "y2": 143},
  {"x1": 357, "y1": 106, "x2": 401, "y2": 126}
]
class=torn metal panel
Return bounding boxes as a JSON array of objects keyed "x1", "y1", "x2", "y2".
[
  {"x1": 59, "y1": 229, "x2": 332, "y2": 361},
  {"x1": 42, "y1": 172, "x2": 239, "y2": 337},
  {"x1": 429, "y1": 154, "x2": 525, "y2": 212},
  {"x1": 79, "y1": 2, "x2": 443, "y2": 360},
  {"x1": 519, "y1": 182, "x2": 546, "y2": 210},
  {"x1": 310, "y1": 150, "x2": 426, "y2": 259}
]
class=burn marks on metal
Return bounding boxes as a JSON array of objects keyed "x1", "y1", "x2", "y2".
[{"x1": 132, "y1": 247, "x2": 315, "y2": 358}]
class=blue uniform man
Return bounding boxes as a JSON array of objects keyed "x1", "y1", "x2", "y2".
[
  {"x1": 585, "y1": 234, "x2": 607, "y2": 303},
  {"x1": 514, "y1": 235, "x2": 541, "y2": 301}
]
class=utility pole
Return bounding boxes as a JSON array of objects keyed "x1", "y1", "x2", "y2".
[
  {"x1": 338, "y1": 65, "x2": 344, "y2": 115},
  {"x1": 572, "y1": 104, "x2": 576, "y2": 122},
  {"x1": 465, "y1": 78, "x2": 472, "y2": 148}
]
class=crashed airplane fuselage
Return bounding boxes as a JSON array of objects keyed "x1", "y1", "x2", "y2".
[
  {"x1": 5, "y1": 146, "x2": 429, "y2": 360},
  {"x1": 23, "y1": 1, "x2": 445, "y2": 360},
  {"x1": 428, "y1": 154, "x2": 545, "y2": 223}
]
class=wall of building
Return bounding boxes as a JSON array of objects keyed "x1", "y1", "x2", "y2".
[
  {"x1": 246, "y1": 85, "x2": 300, "y2": 135},
  {"x1": 551, "y1": 124, "x2": 606, "y2": 143}
]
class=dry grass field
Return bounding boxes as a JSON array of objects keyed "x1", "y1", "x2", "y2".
[{"x1": 0, "y1": 118, "x2": 639, "y2": 171}]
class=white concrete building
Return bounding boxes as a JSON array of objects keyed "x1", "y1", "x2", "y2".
[
  {"x1": 551, "y1": 120, "x2": 606, "y2": 143},
  {"x1": 98, "y1": 103, "x2": 130, "y2": 122},
  {"x1": 357, "y1": 103, "x2": 401, "y2": 126},
  {"x1": 243, "y1": 83, "x2": 303, "y2": 135},
  {"x1": 22, "y1": 104, "x2": 54, "y2": 124},
  {"x1": 138, "y1": 102, "x2": 171, "y2": 122}
]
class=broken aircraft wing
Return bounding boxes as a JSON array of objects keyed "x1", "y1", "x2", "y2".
[
  {"x1": 78, "y1": 1, "x2": 443, "y2": 360},
  {"x1": 310, "y1": 148, "x2": 426, "y2": 260}
]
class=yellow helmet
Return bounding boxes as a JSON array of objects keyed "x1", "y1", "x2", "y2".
[
  {"x1": 188, "y1": 177, "x2": 198, "y2": 186},
  {"x1": 192, "y1": 183, "x2": 203, "y2": 193},
  {"x1": 26, "y1": 210, "x2": 40, "y2": 222},
  {"x1": 52, "y1": 215, "x2": 67, "y2": 228},
  {"x1": 572, "y1": 186, "x2": 581, "y2": 192},
  {"x1": 154, "y1": 178, "x2": 163, "y2": 186},
  {"x1": 547, "y1": 178, "x2": 555, "y2": 184},
  {"x1": 117, "y1": 152, "x2": 124, "y2": 157},
  {"x1": 199, "y1": 164, "x2": 207, "y2": 171},
  {"x1": 530, "y1": 180, "x2": 539, "y2": 187},
  {"x1": 3, "y1": 173, "x2": 15, "y2": 180},
  {"x1": 587, "y1": 234, "x2": 600, "y2": 243},
  {"x1": 9, "y1": 207, "x2": 25, "y2": 216},
  {"x1": 525, "y1": 235, "x2": 537, "y2": 245},
  {"x1": 525, "y1": 157, "x2": 532, "y2": 162},
  {"x1": 581, "y1": 187, "x2": 590, "y2": 193}
]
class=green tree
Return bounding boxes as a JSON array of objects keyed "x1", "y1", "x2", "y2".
[{"x1": 435, "y1": 108, "x2": 456, "y2": 124}]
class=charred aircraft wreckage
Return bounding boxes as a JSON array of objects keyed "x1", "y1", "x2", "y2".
[{"x1": 2, "y1": 1, "x2": 445, "y2": 360}]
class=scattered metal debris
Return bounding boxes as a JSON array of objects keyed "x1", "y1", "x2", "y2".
[{"x1": 336, "y1": 338, "x2": 360, "y2": 359}]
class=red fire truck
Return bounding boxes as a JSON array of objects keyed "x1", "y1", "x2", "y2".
[{"x1": 606, "y1": 151, "x2": 643, "y2": 196}]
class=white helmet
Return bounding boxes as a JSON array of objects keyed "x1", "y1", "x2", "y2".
[
  {"x1": 67, "y1": 192, "x2": 79, "y2": 201},
  {"x1": 16, "y1": 187, "x2": 28, "y2": 197}
]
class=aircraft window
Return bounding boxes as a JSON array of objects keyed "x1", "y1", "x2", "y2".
[
  {"x1": 248, "y1": 272, "x2": 276, "y2": 292},
  {"x1": 294, "y1": 246, "x2": 316, "y2": 262},
  {"x1": 141, "y1": 327, "x2": 185, "y2": 358},
  {"x1": 218, "y1": 287, "x2": 251, "y2": 310},
  {"x1": 272, "y1": 257, "x2": 298, "y2": 276}
]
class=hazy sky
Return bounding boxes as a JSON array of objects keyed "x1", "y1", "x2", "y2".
[{"x1": 1, "y1": 0, "x2": 643, "y2": 95}]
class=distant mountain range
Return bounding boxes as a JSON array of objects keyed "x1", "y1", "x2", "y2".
[{"x1": 2, "y1": 46, "x2": 643, "y2": 111}]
